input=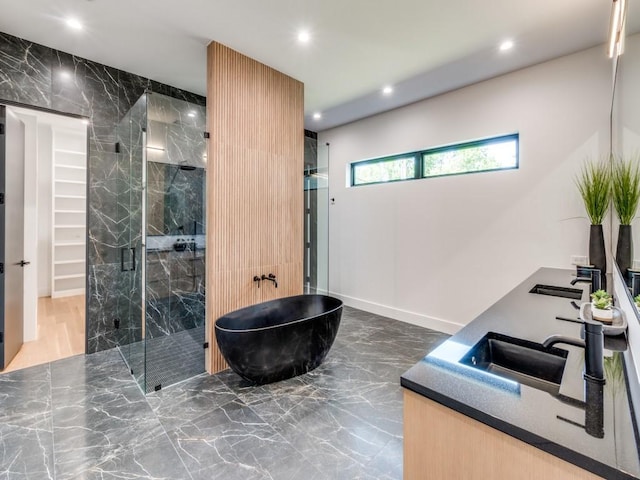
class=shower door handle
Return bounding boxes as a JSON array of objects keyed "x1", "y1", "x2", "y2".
[
  {"x1": 121, "y1": 247, "x2": 136, "y2": 272},
  {"x1": 120, "y1": 247, "x2": 129, "y2": 272}
]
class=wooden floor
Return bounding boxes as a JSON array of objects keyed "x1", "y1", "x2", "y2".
[{"x1": 1, "y1": 295, "x2": 85, "y2": 373}]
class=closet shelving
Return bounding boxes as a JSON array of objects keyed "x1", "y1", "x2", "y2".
[{"x1": 51, "y1": 128, "x2": 87, "y2": 298}]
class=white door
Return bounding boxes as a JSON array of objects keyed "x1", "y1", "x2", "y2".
[{"x1": 0, "y1": 105, "x2": 26, "y2": 370}]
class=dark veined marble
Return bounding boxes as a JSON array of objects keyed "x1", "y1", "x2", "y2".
[
  {"x1": 215, "y1": 295, "x2": 343, "y2": 384},
  {"x1": 0, "y1": 306, "x2": 448, "y2": 479},
  {"x1": 0, "y1": 30, "x2": 205, "y2": 354}
]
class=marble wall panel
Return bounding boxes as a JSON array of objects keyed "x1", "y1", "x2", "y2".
[
  {"x1": 0, "y1": 33, "x2": 51, "y2": 108},
  {"x1": 51, "y1": 50, "x2": 89, "y2": 116}
]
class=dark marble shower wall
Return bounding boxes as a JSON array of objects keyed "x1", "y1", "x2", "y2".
[{"x1": 0, "y1": 31, "x2": 205, "y2": 353}]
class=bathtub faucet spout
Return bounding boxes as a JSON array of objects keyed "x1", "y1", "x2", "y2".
[{"x1": 262, "y1": 273, "x2": 278, "y2": 288}]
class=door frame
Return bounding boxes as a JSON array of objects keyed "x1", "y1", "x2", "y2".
[{"x1": 0, "y1": 99, "x2": 90, "y2": 366}]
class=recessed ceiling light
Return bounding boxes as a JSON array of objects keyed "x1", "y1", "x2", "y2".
[
  {"x1": 59, "y1": 70, "x2": 72, "y2": 80},
  {"x1": 81, "y1": 119, "x2": 89, "y2": 125},
  {"x1": 298, "y1": 31, "x2": 310, "y2": 43},
  {"x1": 66, "y1": 18, "x2": 83, "y2": 30},
  {"x1": 313, "y1": 112, "x2": 322, "y2": 120},
  {"x1": 382, "y1": 86, "x2": 393, "y2": 95},
  {"x1": 499, "y1": 40, "x2": 514, "y2": 51},
  {"x1": 188, "y1": 111, "x2": 196, "y2": 118}
]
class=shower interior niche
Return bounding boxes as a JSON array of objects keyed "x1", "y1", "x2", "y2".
[{"x1": 116, "y1": 92, "x2": 206, "y2": 393}]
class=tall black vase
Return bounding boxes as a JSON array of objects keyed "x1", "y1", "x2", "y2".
[
  {"x1": 589, "y1": 224, "x2": 606, "y2": 286},
  {"x1": 616, "y1": 224, "x2": 633, "y2": 278}
]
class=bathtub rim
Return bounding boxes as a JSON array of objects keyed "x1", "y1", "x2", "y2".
[{"x1": 214, "y1": 294, "x2": 343, "y2": 334}]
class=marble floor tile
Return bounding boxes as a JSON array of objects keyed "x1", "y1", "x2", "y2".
[
  {"x1": 0, "y1": 305, "x2": 448, "y2": 480},
  {"x1": 167, "y1": 399, "x2": 323, "y2": 480},
  {"x1": 0, "y1": 363, "x2": 51, "y2": 429},
  {"x1": 0, "y1": 423, "x2": 54, "y2": 480},
  {"x1": 70, "y1": 431, "x2": 192, "y2": 480},
  {"x1": 146, "y1": 372, "x2": 236, "y2": 432}
]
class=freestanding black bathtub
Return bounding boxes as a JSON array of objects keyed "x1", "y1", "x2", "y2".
[{"x1": 214, "y1": 294, "x2": 343, "y2": 384}]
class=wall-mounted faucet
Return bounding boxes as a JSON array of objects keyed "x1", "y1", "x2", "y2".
[
  {"x1": 253, "y1": 275, "x2": 261, "y2": 288},
  {"x1": 542, "y1": 319, "x2": 605, "y2": 382},
  {"x1": 262, "y1": 273, "x2": 278, "y2": 288}
]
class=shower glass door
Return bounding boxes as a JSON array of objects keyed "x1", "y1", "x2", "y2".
[
  {"x1": 116, "y1": 95, "x2": 146, "y2": 382},
  {"x1": 143, "y1": 93, "x2": 207, "y2": 392}
]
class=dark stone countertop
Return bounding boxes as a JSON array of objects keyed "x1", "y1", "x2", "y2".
[{"x1": 401, "y1": 267, "x2": 640, "y2": 480}]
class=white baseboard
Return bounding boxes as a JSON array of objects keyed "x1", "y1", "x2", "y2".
[{"x1": 329, "y1": 291, "x2": 464, "y2": 335}]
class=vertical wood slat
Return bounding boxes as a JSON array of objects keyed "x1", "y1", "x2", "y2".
[{"x1": 205, "y1": 42, "x2": 304, "y2": 374}]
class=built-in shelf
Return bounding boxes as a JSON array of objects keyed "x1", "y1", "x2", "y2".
[
  {"x1": 56, "y1": 164, "x2": 86, "y2": 170},
  {"x1": 55, "y1": 194, "x2": 86, "y2": 199},
  {"x1": 52, "y1": 127, "x2": 87, "y2": 299},
  {"x1": 55, "y1": 148, "x2": 85, "y2": 155},
  {"x1": 53, "y1": 274, "x2": 85, "y2": 280},
  {"x1": 55, "y1": 179, "x2": 86, "y2": 185},
  {"x1": 54, "y1": 260, "x2": 85, "y2": 265}
]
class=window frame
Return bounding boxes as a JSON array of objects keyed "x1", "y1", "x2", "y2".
[
  {"x1": 350, "y1": 152, "x2": 420, "y2": 187},
  {"x1": 350, "y1": 133, "x2": 519, "y2": 187}
]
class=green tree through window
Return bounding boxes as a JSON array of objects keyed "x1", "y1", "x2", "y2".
[{"x1": 350, "y1": 134, "x2": 518, "y2": 187}]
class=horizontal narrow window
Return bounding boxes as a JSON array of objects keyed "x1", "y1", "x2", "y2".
[
  {"x1": 352, "y1": 156, "x2": 416, "y2": 186},
  {"x1": 350, "y1": 133, "x2": 518, "y2": 187},
  {"x1": 422, "y1": 134, "x2": 518, "y2": 178}
]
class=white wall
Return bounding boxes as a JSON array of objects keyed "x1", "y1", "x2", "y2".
[{"x1": 320, "y1": 45, "x2": 611, "y2": 333}]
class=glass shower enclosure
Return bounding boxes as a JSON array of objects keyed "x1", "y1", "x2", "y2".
[
  {"x1": 304, "y1": 135, "x2": 329, "y2": 294},
  {"x1": 116, "y1": 92, "x2": 207, "y2": 393}
]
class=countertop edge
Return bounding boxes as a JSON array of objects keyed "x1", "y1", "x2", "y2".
[{"x1": 400, "y1": 376, "x2": 636, "y2": 480}]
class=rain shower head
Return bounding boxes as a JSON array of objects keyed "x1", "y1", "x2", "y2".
[{"x1": 179, "y1": 165, "x2": 197, "y2": 171}]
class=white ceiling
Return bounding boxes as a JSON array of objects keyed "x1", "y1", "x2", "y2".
[{"x1": 0, "y1": 0, "x2": 637, "y2": 131}]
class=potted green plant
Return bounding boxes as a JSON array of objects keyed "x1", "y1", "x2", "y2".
[
  {"x1": 576, "y1": 160, "x2": 611, "y2": 279},
  {"x1": 612, "y1": 155, "x2": 640, "y2": 277},
  {"x1": 635, "y1": 294, "x2": 640, "y2": 309},
  {"x1": 590, "y1": 289, "x2": 613, "y2": 323}
]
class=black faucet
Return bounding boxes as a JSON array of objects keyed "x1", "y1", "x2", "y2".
[
  {"x1": 570, "y1": 267, "x2": 601, "y2": 294},
  {"x1": 542, "y1": 319, "x2": 605, "y2": 382},
  {"x1": 261, "y1": 273, "x2": 278, "y2": 288},
  {"x1": 253, "y1": 275, "x2": 261, "y2": 288}
]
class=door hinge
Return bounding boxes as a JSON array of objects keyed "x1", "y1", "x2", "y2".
[
  {"x1": 203, "y1": 342, "x2": 209, "y2": 349},
  {"x1": 0, "y1": 332, "x2": 3, "y2": 343},
  {"x1": 0, "y1": 123, "x2": 4, "y2": 135},
  {"x1": 0, "y1": 263, "x2": 4, "y2": 274},
  {"x1": 0, "y1": 193, "x2": 4, "y2": 204},
  {"x1": 115, "y1": 142, "x2": 120, "y2": 154}
]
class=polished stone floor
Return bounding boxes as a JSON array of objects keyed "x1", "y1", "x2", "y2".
[{"x1": 0, "y1": 306, "x2": 448, "y2": 480}]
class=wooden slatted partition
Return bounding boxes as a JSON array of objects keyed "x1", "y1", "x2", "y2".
[{"x1": 206, "y1": 42, "x2": 304, "y2": 373}]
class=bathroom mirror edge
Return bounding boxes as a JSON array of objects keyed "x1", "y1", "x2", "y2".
[{"x1": 613, "y1": 1, "x2": 640, "y2": 324}]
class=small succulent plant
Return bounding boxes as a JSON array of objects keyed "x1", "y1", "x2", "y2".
[{"x1": 591, "y1": 289, "x2": 612, "y2": 310}]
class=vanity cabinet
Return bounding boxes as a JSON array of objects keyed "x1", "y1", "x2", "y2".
[{"x1": 404, "y1": 389, "x2": 600, "y2": 479}]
